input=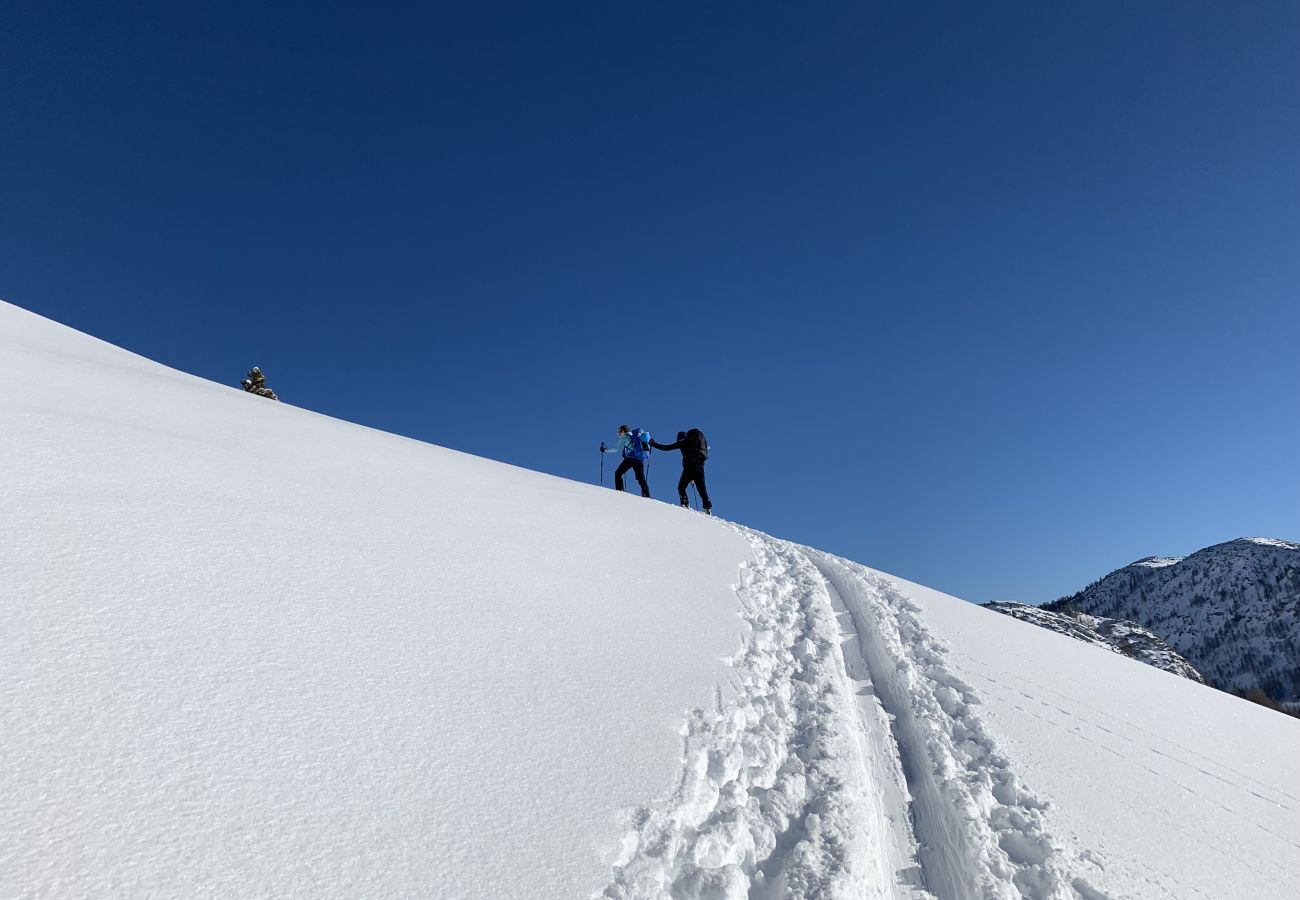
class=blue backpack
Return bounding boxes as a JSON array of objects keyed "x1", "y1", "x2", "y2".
[{"x1": 625, "y1": 428, "x2": 651, "y2": 461}]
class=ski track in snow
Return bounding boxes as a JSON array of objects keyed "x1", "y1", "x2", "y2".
[
  {"x1": 808, "y1": 551, "x2": 1092, "y2": 900},
  {"x1": 601, "y1": 527, "x2": 1104, "y2": 900},
  {"x1": 599, "y1": 528, "x2": 904, "y2": 899}
]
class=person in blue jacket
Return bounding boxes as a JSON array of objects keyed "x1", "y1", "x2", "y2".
[{"x1": 601, "y1": 424, "x2": 652, "y2": 497}]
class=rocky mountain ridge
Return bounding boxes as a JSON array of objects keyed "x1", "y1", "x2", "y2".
[
  {"x1": 1044, "y1": 537, "x2": 1300, "y2": 705},
  {"x1": 984, "y1": 602, "x2": 1207, "y2": 684}
]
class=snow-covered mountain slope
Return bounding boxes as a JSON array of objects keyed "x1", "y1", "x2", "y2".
[
  {"x1": 863, "y1": 573, "x2": 1300, "y2": 900},
  {"x1": 983, "y1": 602, "x2": 1206, "y2": 684},
  {"x1": 3, "y1": 299, "x2": 1299, "y2": 899},
  {"x1": 0, "y1": 301, "x2": 748, "y2": 898},
  {"x1": 1045, "y1": 539, "x2": 1300, "y2": 704}
]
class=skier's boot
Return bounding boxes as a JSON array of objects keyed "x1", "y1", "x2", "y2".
[{"x1": 704, "y1": 507, "x2": 713, "y2": 516}]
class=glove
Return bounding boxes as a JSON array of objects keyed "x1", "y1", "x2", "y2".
[{"x1": 600, "y1": 441, "x2": 607, "y2": 452}]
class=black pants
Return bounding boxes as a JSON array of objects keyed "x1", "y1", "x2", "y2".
[
  {"x1": 678, "y1": 462, "x2": 710, "y2": 510},
  {"x1": 614, "y1": 458, "x2": 650, "y2": 497}
]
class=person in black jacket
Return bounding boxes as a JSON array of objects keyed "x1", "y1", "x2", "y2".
[{"x1": 649, "y1": 429, "x2": 712, "y2": 514}]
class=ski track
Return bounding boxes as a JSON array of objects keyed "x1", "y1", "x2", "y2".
[
  {"x1": 601, "y1": 527, "x2": 1103, "y2": 900},
  {"x1": 599, "y1": 527, "x2": 900, "y2": 899},
  {"x1": 807, "y1": 551, "x2": 1089, "y2": 900}
]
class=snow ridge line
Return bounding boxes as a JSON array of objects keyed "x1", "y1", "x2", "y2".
[
  {"x1": 808, "y1": 550, "x2": 1099, "y2": 900},
  {"x1": 599, "y1": 527, "x2": 894, "y2": 900}
]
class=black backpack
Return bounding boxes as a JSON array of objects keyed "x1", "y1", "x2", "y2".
[{"x1": 686, "y1": 428, "x2": 709, "y2": 461}]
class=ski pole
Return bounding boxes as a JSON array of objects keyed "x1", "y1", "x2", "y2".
[{"x1": 599, "y1": 442, "x2": 606, "y2": 485}]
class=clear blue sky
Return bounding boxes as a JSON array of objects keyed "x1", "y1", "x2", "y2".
[{"x1": 3, "y1": 2, "x2": 1297, "y2": 603}]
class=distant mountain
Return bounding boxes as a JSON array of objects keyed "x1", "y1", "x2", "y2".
[
  {"x1": 984, "y1": 602, "x2": 1206, "y2": 684},
  {"x1": 1043, "y1": 538, "x2": 1300, "y2": 705}
]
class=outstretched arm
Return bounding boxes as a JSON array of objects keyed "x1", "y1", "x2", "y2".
[{"x1": 649, "y1": 439, "x2": 682, "y2": 452}]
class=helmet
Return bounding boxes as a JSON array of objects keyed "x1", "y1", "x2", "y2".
[{"x1": 251, "y1": 367, "x2": 261, "y2": 374}]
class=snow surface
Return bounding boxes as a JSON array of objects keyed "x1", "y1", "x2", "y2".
[
  {"x1": 1244, "y1": 537, "x2": 1299, "y2": 550},
  {"x1": 1129, "y1": 557, "x2": 1184, "y2": 569},
  {"x1": 4, "y1": 299, "x2": 1299, "y2": 899},
  {"x1": 886, "y1": 574, "x2": 1300, "y2": 900},
  {"x1": 0, "y1": 301, "x2": 748, "y2": 897}
]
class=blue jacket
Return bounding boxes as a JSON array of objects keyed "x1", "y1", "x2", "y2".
[{"x1": 604, "y1": 431, "x2": 651, "y2": 460}]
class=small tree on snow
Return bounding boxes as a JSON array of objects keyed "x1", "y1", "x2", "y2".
[{"x1": 241, "y1": 366, "x2": 279, "y2": 401}]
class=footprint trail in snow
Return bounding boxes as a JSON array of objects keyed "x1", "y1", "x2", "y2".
[{"x1": 601, "y1": 526, "x2": 1104, "y2": 900}]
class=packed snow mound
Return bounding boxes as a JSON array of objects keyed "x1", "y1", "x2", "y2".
[
  {"x1": 983, "y1": 602, "x2": 1206, "y2": 684},
  {"x1": 1047, "y1": 538, "x2": 1300, "y2": 704},
  {"x1": 3, "y1": 299, "x2": 1299, "y2": 900}
]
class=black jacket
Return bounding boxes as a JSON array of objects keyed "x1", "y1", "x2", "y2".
[{"x1": 650, "y1": 431, "x2": 708, "y2": 466}]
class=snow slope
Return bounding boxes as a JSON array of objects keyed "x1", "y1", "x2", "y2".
[
  {"x1": 606, "y1": 535, "x2": 1300, "y2": 899},
  {"x1": 0, "y1": 301, "x2": 749, "y2": 897},
  {"x1": 4, "y1": 299, "x2": 1299, "y2": 899},
  {"x1": 875, "y1": 573, "x2": 1300, "y2": 900}
]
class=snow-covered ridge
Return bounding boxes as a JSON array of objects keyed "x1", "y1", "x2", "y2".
[
  {"x1": 1245, "y1": 536, "x2": 1300, "y2": 550},
  {"x1": 1129, "y1": 556, "x2": 1183, "y2": 569},
  {"x1": 983, "y1": 602, "x2": 1206, "y2": 684},
  {"x1": 1047, "y1": 537, "x2": 1300, "y2": 705},
  {"x1": 3, "y1": 299, "x2": 1299, "y2": 899}
]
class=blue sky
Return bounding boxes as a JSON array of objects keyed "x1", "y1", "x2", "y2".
[{"x1": 3, "y1": 2, "x2": 1297, "y2": 603}]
